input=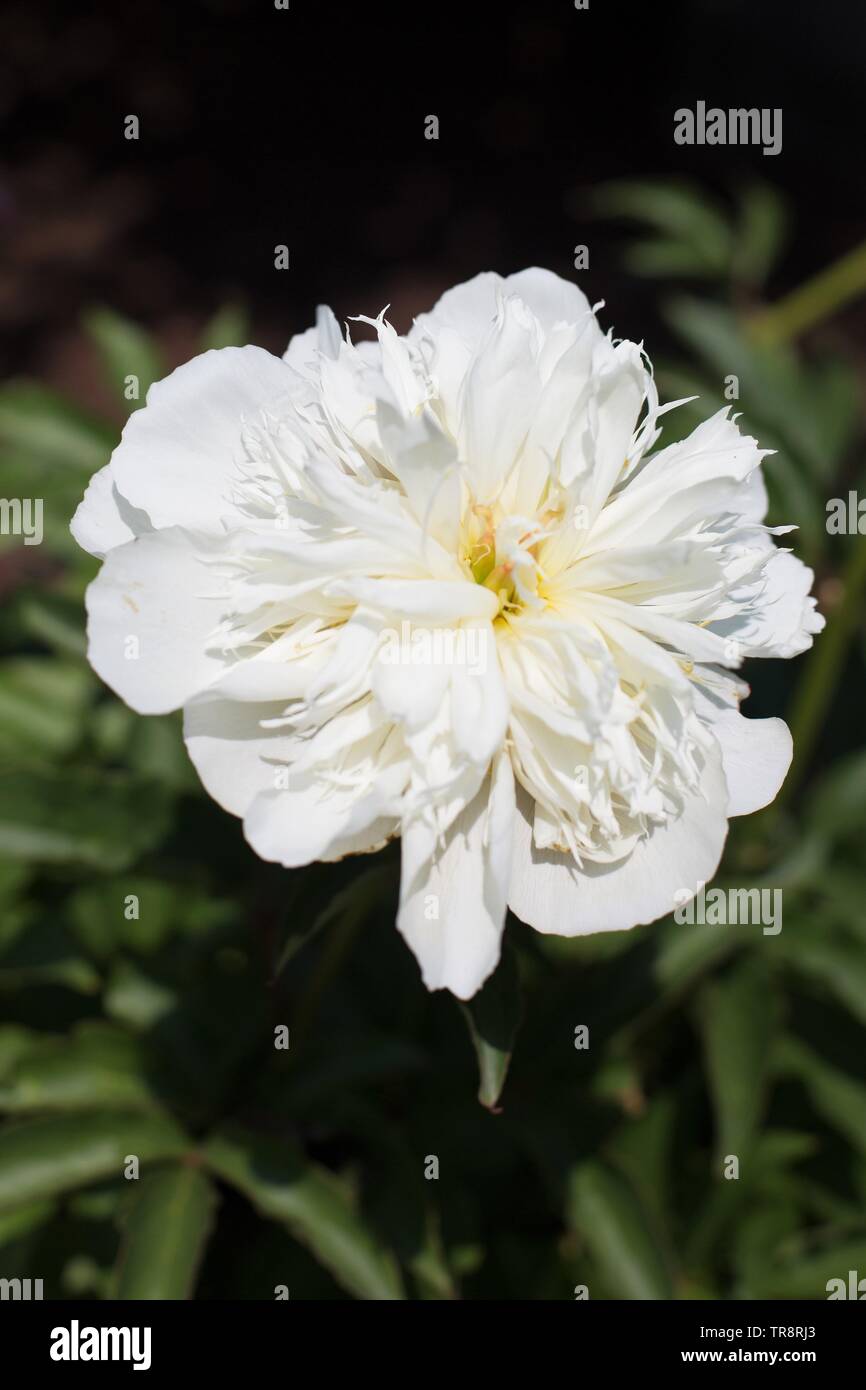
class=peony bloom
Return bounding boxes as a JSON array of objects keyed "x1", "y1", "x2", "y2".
[{"x1": 72, "y1": 269, "x2": 823, "y2": 998}]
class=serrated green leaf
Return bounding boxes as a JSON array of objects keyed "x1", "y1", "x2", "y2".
[
  {"x1": 114, "y1": 1165, "x2": 217, "y2": 1299},
  {"x1": 204, "y1": 1128, "x2": 405, "y2": 1300}
]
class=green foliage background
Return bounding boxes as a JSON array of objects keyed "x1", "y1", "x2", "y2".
[{"x1": 1, "y1": 182, "x2": 865, "y2": 1300}]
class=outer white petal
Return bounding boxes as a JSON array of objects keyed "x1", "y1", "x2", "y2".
[
  {"x1": 243, "y1": 752, "x2": 405, "y2": 868},
  {"x1": 412, "y1": 267, "x2": 596, "y2": 347},
  {"x1": 507, "y1": 745, "x2": 728, "y2": 936},
  {"x1": 705, "y1": 708, "x2": 792, "y2": 816},
  {"x1": 397, "y1": 752, "x2": 515, "y2": 998},
  {"x1": 70, "y1": 463, "x2": 152, "y2": 558},
  {"x1": 184, "y1": 693, "x2": 291, "y2": 816},
  {"x1": 110, "y1": 346, "x2": 295, "y2": 533},
  {"x1": 409, "y1": 271, "x2": 503, "y2": 347},
  {"x1": 84, "y1": 528, "x2": 228, "y2": 714},
  {"x1": 503, "y1": 267, "x2": 598, "y2": 334}
]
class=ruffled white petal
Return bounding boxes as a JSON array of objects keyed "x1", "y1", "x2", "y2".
[
  {"x1": 110, "y1": 346, "x2": 296, "y2": 533},
  {"x1": 706, "y1": 708, "x2": 792, "y2": 816},
  {"x1": 84, "y1": 528, "x2": 229, "y2": 714},
  {"x1": 507, "y1": 745, "x2": 728, "y2": 936},
  {"x1": 71, "y1": 464, "x2": 151, "y2": 558},
  {"x1": 397, "y1": 751, "x2": 515, "y2": 998}
]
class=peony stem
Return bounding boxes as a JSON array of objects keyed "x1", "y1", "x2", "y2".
[
  {"x1": 749, "y1": 239, "x2": 866, "y2": 346},
  {"x1": 779, "y1": 537, "x2": 866, "y2": 805}
]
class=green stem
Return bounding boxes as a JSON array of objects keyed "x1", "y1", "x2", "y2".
[
  {"x1": 749, "y1": 239, "x2": 866, "y2": 346},
  {"x1": 777, "y1": 538, "x2": 866, "y2": 807}
]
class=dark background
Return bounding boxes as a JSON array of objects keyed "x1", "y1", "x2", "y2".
[{"x1": 3, "y1": 0, "x2": 865, "y2": 367}]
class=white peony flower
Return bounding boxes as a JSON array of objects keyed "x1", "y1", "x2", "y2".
[{"x1": 72, "y1": 269, "x2": 824, "y2": 999}]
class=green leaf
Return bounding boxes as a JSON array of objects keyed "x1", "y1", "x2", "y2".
[
  {"x1": 733, "y1": 181, "x2": 789, "y2": 287},
  {"x1": 594, "y1": 180, "x2": 732, "y2": 275},
  {"x1": 204, "y1": 1128, "x2": 405, "y2": 1300},
  {"x1": 0, "y1": 659, "x2": 91, "y2": 761},
  {"x1": 665, "y1": 297, "x2": 834, "y2": 490},
  {"x1": 200, "y1": 303, "x2": 250, "y2": 351},
  {"x1": 16, "y1": 592, "x2": 88, "y2": 659},
  {"x1": 0, "y1": 920, "x2": 100, "y2": 994},
  {"x1": 0, "y1": 381, "x2": 113, "y2": 473},
  {"x1": 114, "y1": 1165, "x2": 217, "y2": 1299},
  {"x1": 459, "y1": 942, "x2": 522, "y2": 1110},
  {"x1": 624, "y1": 239, "x2": 722, "y2": 280},
  {"x1": 103, "y1": 960, "x2": 177, "y2": 1031},
  {"x1": 0, "y1": 1023, "x2": 161, "y2": 1115},
  {"x1": 695, "y1": 959, "x2": 775, "y2": 1161},
  {"x1": 125, "y1": 714, "x2": 199, "y2": 792},
  {"x1": 69, "y1": 877, "x2": 178, "y2": 961},
  {"x1": 0, "y1": 768, "x2": 171, "y2": 869},
  {"x1": 777, "y1": 1038, "x2": 866, "y2": 1155},
  {"x1": 0, "y1": 1027, "x2": 36, "y2": 1078},
  {"x1": 568, "y1": 1160, "x2": 673, "y2": 1299},
  {"x1": 747, "y1": 1241, "x2": 866, "y2": 1299},
  {"x1": 0, "y1": 1110, "x2": 189, "y2": 1209},
  {"x1": 0, "y1": 1196, "x2": 56, "y2": 1246},
  {"x1": 83, "y1": 307, "x2": 165, "y2": 411},
  {"x1": 807, "y1": 750, "x2": 866, "y2": 842},
  {"x1": 777, "y1": 934, "x2": 866, "y2": 1029}
]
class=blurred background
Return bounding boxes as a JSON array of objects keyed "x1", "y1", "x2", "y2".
[{"x1": 1, "y1": 0, "x2": 865, "y2": 1299}]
